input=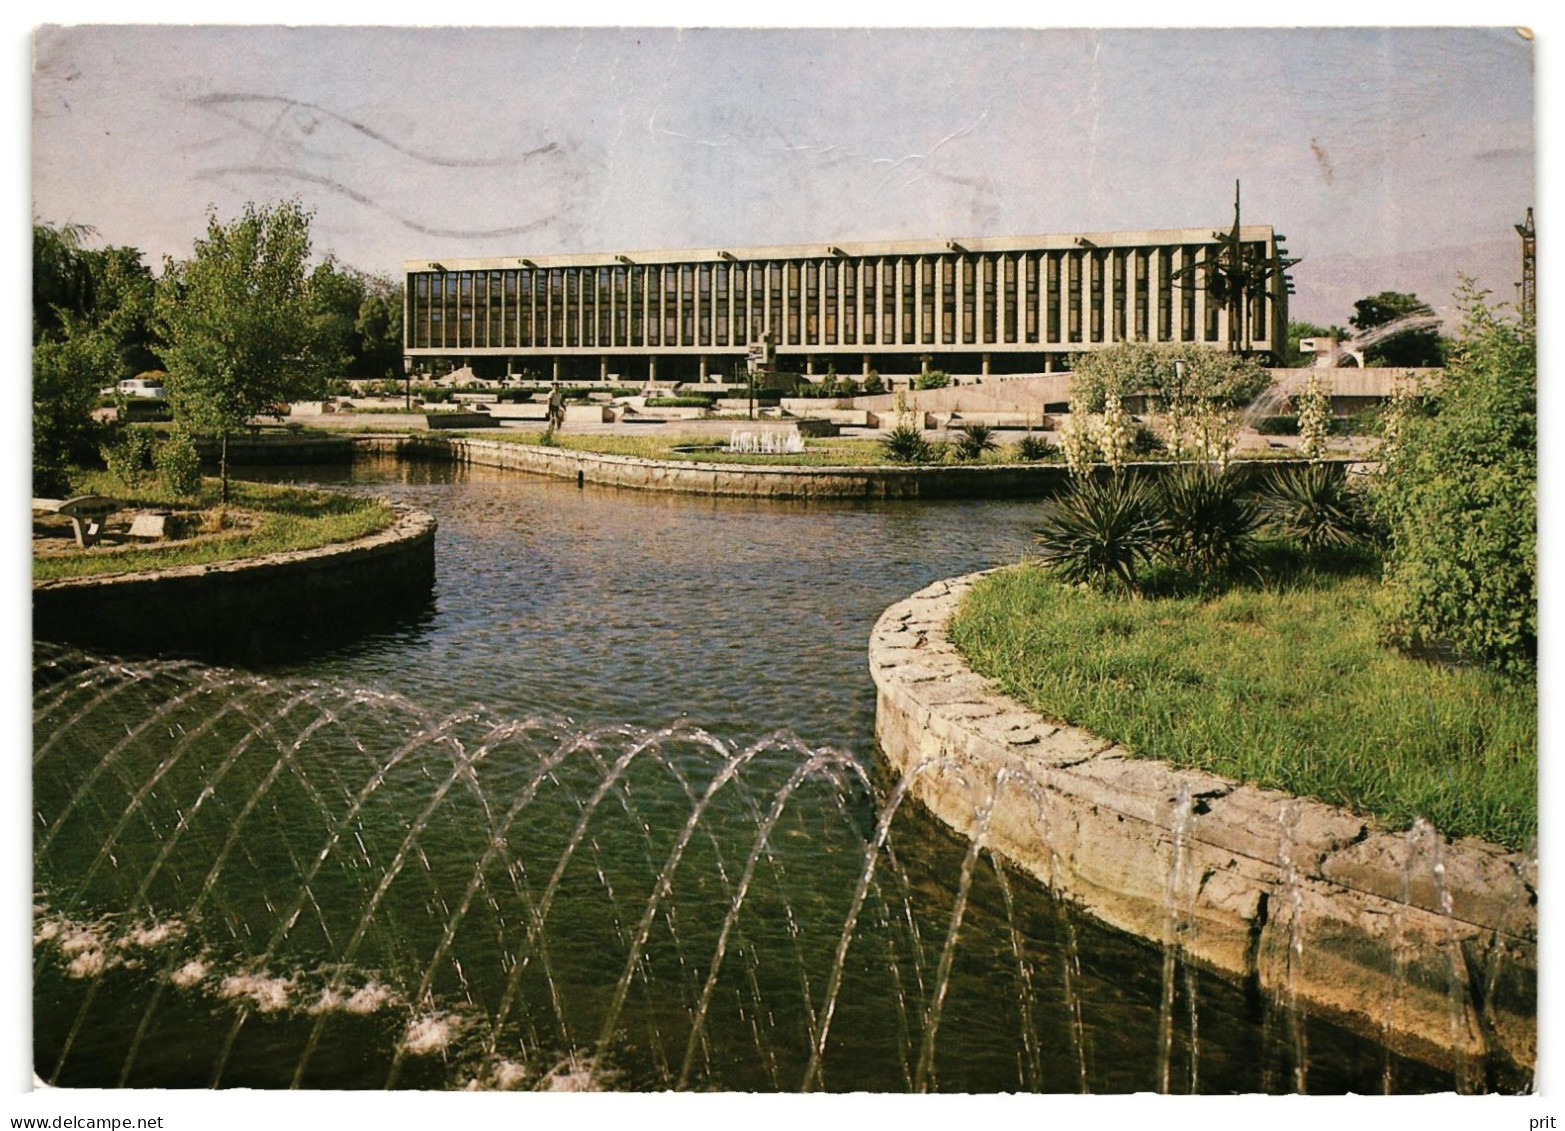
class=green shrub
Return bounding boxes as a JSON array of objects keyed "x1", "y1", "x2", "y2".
[
  {"x1": 645, "y1": 396, "x2": 716, "y2": 408},
  {"x1": 1070, "y1": 342, "x2": 1271, "y2": 412},
  {"x1": 1033, "y1": 473, "x2": 1161, "y2": 591},
  {"x1": 880, "y1": 423, "x2": 934, "y2": 464},
  {"x1": 1255, "y1": 414, "x2": 1299, "y2": 435},
  {"x1": 1261, "y1": 463, "x2": 1371, "y2": 553},
  {"x1": 914, "y1": 370, "x2": 951, "y2": 390},
  {"x1": 862, "y1": 371, "x2": 885, "y2": 395},
  {"x1": 100, "y1": 424, "x2": 155, "y2": 489},
  {"x1": 954, "y1": 422, "x2": 998, "y2": 462},
  {"x1": 1129, "y1": 421, "x2": 1164, "y2": 456},
  {"x1": 1373, "y1": 290, "x2": 1535, "y2": 675},
  {"x1": 153, "y1": 427, "x2": 203, "y2": 498},
  {"x1": 1155, "y1": 464, "x2": 1261, "y2": 580},
  {"x1": 1012, "y1": 433, "x2": 1055, "y2": 462}
]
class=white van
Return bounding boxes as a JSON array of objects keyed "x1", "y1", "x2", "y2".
[{"x1": 114, "y1": 378, "x2": 167, "y2": 399}]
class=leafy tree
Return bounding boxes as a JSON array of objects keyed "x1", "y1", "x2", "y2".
[
  {"x1": 306, "y1": 256, "x2": 366, "y2": 376},
  {"x1": 31, "y1": 222, "x2": 158, "y2": 494},
  {"x1": 155, "y1": 200, "x2": 332, "y2": 500},
  {"x1": 354, "y1": 279, "x2": 405, "y2": 379},
  {"x1": 1373, "y1": 286, "x2": 1533, "y2": 675},
  {"x1": 1281, "y1": 320, "x2": 1349, "y2": 369},
  {"x1": 1349, "y1": 291, "x2": 1446, "y2": 367},
  {"x1": 1069, "y1": 342, "x2": 1271, "y2": 412}
]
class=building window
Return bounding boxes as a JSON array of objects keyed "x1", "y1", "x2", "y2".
[
  {"x1": 1088, "y1": 254, "x2": 1103, "y2": 343},
  {"x1": 665, "y1": 266, "x2": 679, "y2": 346},
  {"x1": 1067, "y1": 254, "x2": 1082, "y2": 343},
  {"x1": 714, "y1": 263, "x2": 728, "y2": 347},
  {"x1": 786, "y1": 262, "x2": 800, "y2": 345},
  {"x1": 646, "y1": 267, "x2": 660, "y2": 346},
  {"x1": 883, "y1": 260, "x2": 897, "y2": 344},
  {"x1": 861, "y1": 262, "x2": 876, "y2": 345},
  {"x1": 628, "y1": 267, "x2": 642, "y2": 346},
  {"x1": 598, "y1": 267, "x2": 612, "y2": 347},
  {"x1": 1024, "y1": 254, "x2": 1038, "y2": 343},
  {"x1": 1112, "y1": 252, "x2": 1126, "y2": 342},
  {"x1": 901, "y1": 258, "x2": 913, "y2": 342},
  {"x1": 1180, "y1": 247, "x2": 1196, "y2": 341},
  {"x1": 1158, "y1": 249, "x2": 1173, "y2": 341},
  {"x1": 842, "y1": 261, "x2": 857, "y2": 345},
  {"x1": 768, "y1": 263, "x2": 782, "y2": 344},
  {"x1": 982, "y1": 256, "x2": 997, "y2": 345},
  {"x1": 940, "y1": 257, "x2": 955, "y2": 344},
  {"x1": 1134, "y1": 252, "x2": 1148, "y2": 340},
  {"x1": 1250, "y1": 243, "x2": 1268, "y2": 345},
  {"x1": 1047, "y1": 254, "x2": 1061, "y2": 343},
  {"x1": 698, "y1": 263, "x2": 712, "y2": 346},
  {"x1": 920, "y1": 258, "x2": 934, "y2": 344},
  {"x1": 1003, "y1": 256, "x2": 1017, "y2": 344},
  {"x1": 804, "y1": 261, "x2": 819, "y2": 345},
  {"x1": 824, "y1": 260, "x2": 837, "y2": 345}
]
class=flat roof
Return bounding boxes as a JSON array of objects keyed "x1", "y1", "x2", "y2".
[{"x1": 405, "y1": 225, "x2": 1279, "y2": 273}]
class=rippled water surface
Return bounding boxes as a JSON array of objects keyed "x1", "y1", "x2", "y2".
[{"x1": 32, "y1": 456, "x2": 1456, "y2": 1092}]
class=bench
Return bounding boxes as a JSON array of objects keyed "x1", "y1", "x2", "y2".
[{"x1": 32, "y1": 495, "x2": 119, "y2": 548}]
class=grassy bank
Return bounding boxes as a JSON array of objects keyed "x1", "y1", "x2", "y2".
[
  {"x1": 470, "y1": 431, "x2": 1029, "y2": 467},
  {"x1": 946, "y1": 563, "x2": 1536, "y2": 850},
  {"x1": 34, "y1": 473, "x2": 396, "y2": 582}
]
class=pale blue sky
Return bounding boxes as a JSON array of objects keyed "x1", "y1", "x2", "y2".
[{"x1": 31, "y1": 25, "x2": 1535, "y2": 326}]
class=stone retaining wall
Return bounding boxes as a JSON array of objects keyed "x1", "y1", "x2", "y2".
[
  {"x1": 358, "y1": 435, "x2": 1071, "y2": 499},
  {"x1": 870, "y1": 572, "x2": 1536, "y2": 1085},
  {"x1": 34, "y1": 506, "x2": 437, "y2": 660}
]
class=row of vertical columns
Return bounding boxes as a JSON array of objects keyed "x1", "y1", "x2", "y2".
[{"x1": 414, "y1": 246, "x2": 1260, "y2": 354}]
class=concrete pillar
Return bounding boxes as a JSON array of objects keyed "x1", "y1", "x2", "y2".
[
  {"x1": 982, "y1": 352, "x2": 991, "y2": 377},
  {"x1": 920, "y1": 354, "x2": 931, "y2": 375},
  {"x1": 648, "y1": 356, "x2": 657, "y2": 382},
  {"x1": 805, "y1": 355, "x2": 815, "y2": 376},
  {"x1": 600, "y1": 356, "x2": 609, "y2": 381},
  {"x1": 1044, "y1": 354, "x2": 1055, "y2": 374},
  {"x1": 699, "y1": 355, "x2": 709, "y2": 382},
  {"x1": 552, "y1": 357, "x2": 562, "y2": 382},
  {"x1": 862, "y1": 353, "x2": 872, "y2": 378}
]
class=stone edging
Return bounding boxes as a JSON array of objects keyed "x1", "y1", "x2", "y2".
[
  {"x1": 355, "y1": 434, "x2": 1072, "y2": 499},
  {"x1": 870, "y1": 571, "x2": 1536, "y2": 1082},
  {"x1": 34, "y1": 505, "x2": 437, "y2": 657}
]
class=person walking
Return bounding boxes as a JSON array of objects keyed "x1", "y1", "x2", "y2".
[{"x1": 547, "y1": 381, "x2": 566, "y2": 432}]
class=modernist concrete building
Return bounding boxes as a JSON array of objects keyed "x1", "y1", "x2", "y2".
[{"x1": 404, "y1": 226, "x2": 1290, "y2": 383}]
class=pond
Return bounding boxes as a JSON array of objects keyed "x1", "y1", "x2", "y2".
[{"x1": 32, "y1": 455, "x2": 1455, "y2": 1092}]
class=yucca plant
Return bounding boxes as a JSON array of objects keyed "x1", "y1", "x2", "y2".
[
  {"x1": 1013, "y1": 433, "x2": 1053, "y2": 462},
  {"x1": 1033, "y1": 473, "x2": 1161, "y2": 591},
  {"x1": 1155, "y1": 463, "x2": 1261, "y2": 579},
  {"x1": 954, "y1": 422, "x2": 999, "y2": 462},
  {"x1": 881, "y1": 423, "x2": 934, "y2": 464},
  {"x1": 1261, "y1": 462, "x2": 1370, "y2": 552}
]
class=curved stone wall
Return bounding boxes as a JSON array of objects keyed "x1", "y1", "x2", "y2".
[
  {"x1": 870, "y1": 571, "x2": 1536, "y2": 1083},
  {"x1": 34, "y1": 506, "x2": 437, "y2": 660},
  {"x1": 357, "y1": 435, "x2": 1072, "y2": 499}
]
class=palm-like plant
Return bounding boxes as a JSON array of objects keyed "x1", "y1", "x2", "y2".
[
  {"x1": 1156, "y1": 464, "x2": 1261, "y2": 578},
  {"x1": 1261, "y1": 462, "x2": 1369, "y2": 552},
  {"x1": 1013, "y1": 433, "x2": 1053, "y2": 462},
  {"x1": 1033, "y1": 474, "x2": 1161, "y2": 591},
  {"x1": 881, "y1": 423, "x2": 933, "y2": 464},
  {"x1": 954, "y1": 422, "x2": 999, "y2": 461}
]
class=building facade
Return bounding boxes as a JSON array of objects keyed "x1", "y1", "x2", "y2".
[{"x1": 403, "y1": 226, "x2": 1290, "y2": 383}]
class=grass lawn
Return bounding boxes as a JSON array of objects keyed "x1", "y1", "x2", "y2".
[
  {"x1": 33, "y1": 472, "x2": 396, "y2": 582},
  {"x1": 946, "y1": 562, "x2": 1536, "y2": 850}
]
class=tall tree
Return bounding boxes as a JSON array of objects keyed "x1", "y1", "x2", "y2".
[
  {"x1": 155, "y1": 200, "x2": 331, "y2": 500},
  {"x1": 31, "y1": 222, "x2": 158, "y2": 494},
  {"x1": 1349, "y1": 291, "x2": 1446, "y2": 367}
]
